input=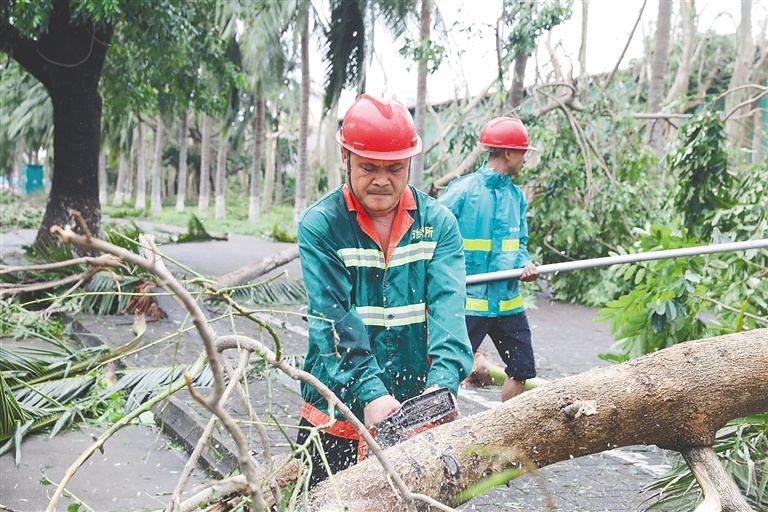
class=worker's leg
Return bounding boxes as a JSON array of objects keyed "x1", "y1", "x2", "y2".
[
  {"x1": 488, "y1": 312, "x2": 536, "y2": 402},
  {"x1": 296, "y1": 418, "x2": 358, "y2": 489},
  {"x1": 465, "y1": 315, "x2": 491, "y2": 354},
  {"x1": 501, "y1": 376, "x2": 526, "y2": 401}
]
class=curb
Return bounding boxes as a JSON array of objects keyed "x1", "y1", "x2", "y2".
[{"x1": 64, "y1": 315, "x2": 241, "y2": 479}]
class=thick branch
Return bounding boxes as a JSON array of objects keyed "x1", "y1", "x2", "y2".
[
  {"x1": 214, "y1": 246, "x2": 300, "y2": 290},
  {"x1": 682, "y1": 447, "x2": 752, "y2": 512},
  {"x1": 309, "y1": 329, "x2": 768, "y2": 511}
]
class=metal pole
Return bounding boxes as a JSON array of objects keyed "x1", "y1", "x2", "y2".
[{"x1": 466, "y1": 238, "x2": 768, "y2": 285}]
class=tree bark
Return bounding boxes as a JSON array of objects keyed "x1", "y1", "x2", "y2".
[
  {"x1": 309, "y1": 329, "x2": 768, "y2": 511},
  {"x1": 578, "y1": 0, "x2": 589, "y2": 103},
  {"x1": 248, "y1": 90, "x2": 265, "y2": 223},
  {"x1": 214, "y1": 246, "x2": 300, "y2": 290},
  {"x1": 176, "y1": 110, "x2": 189, "y2": 212},
  {"x1": 150, "y1": 112, "x2": 165, "y2": 214},
  {"x1": 725, "y1": 1, "x2": 753, "y2": 148},
  {"x1": 507, "y1": 53, "x2": 529, "y2": 110},
  {"x1": 198, "y1": 114, "x2": 212, "y2": 217},
  {"x1": 134, "y1": 120, "x2": 147, "y2": 209},
  {"x1": 294, "y1": 15, "x2": 310, "y2": 226},
  {"x1": 97, "y1": 152, "x2": 107, "y2": 205},
  {"x1": 214, "y1": 129, "x2": 228, "y2": 220},
  {"x1": 262, "y1": 131, "x2": 277, "y2": 212},
  {"x1": 112, "y1": 151, "x2": 127, "y2": 206},
  {"x1": 665, "y1": 0, "x2": 696, "y2": 104},
  {"x1": 645, "y1": 0, "x2": 673, "y2": 160},
  {"x1": 410, "y1": 0, "x2": 432, "y2": 191},
  {"x1": 325, "y1": 103, "x2": 341, "y2": 191}
]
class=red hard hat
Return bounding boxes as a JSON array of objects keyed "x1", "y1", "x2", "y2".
[
  {"x1": 479, "y1": 117, "x2": 536, "y2": 151},
  {"x1": 336, "y1": 94, "x2": 423, "y2": 160}
]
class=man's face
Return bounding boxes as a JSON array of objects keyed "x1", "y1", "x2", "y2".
[
  {"x1": 506, "y1": 149, "x2": 527, "y2": 176},
  {"x1": 343, "y1": 151, "x2": 410, "y2": 217}
]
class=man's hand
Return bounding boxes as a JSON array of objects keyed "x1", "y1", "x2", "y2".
[
  {"x1": 519, "y1": 263, "x2": 539, "y2": 282},
  {"x1": 364, "y1": 395, "x2": 400, "y2": 430}
]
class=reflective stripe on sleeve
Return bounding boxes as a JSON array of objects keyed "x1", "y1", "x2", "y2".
[
  {"x1": 463, "y1": 239, "x2": 491, "y2": 251},
  {"x1": 501, "y1": 239, "x2": 520, "y2": 251}
]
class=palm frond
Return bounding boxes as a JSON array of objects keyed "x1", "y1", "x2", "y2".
[
  {"x1": 323, "y1": 0, "x2": 366, "y2": 114},
  {"x1": 81, "y1": 273, "x2": 143, "y2": 315},
  {"x1": 228, "y1": 278, "x2": 307, "y2": 306},
  {"x1": 0, "y1": 372, "x2": 28, "y2": 441}
]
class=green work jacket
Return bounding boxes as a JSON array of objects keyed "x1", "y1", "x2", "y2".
[
  {"x1": 438, "y1": 163, "x2": 533, "y2": 317},
  {"x1": 298, "y1": 184, "x2": 473, "y2": 424}
]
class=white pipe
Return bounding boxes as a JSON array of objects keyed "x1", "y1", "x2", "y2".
[{"x1": 465, "y1": 238, "x2": 768, "y2": 285}]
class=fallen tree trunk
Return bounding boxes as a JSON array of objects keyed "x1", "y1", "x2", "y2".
[
  {"x1": 309, "y1": 328, "x2": 768, "y2": 511},
  {"x1": 214, "y1": 246, "x2": 300, "y2": 290}
]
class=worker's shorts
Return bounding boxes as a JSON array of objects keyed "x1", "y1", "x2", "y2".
[
  {"x1": 296, "y1": 417, "x2": 358, "y2": 488},
  {"x1": 466, "y1": 312, "x2": 536, "y2": 381}
]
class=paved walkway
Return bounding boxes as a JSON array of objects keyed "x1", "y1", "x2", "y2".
[{"x1": 0, "y1": 225, "x2": 672, "y2": 511}]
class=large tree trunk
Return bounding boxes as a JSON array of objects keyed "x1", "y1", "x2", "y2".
[
  {"x1": 248, "y1": 89, "x2": 265, "y2": 223},
  {"x1": 150, "y1": 112, "x2": 165, "y2": 214},
  {"x1": 1, "y1": 1, "x2": 114, "y2": 247},
  {"x1": 725, "y1": 1, "x2": 753, "y2": 149},
  {"x1": 309, "y1": 329, "x2": 768, "y2": 511},
  {"x1": 294, "y1": 16, "x2": 310, "y2": 226},
  {"x1": 262, "y1": 132, "x2": 278, "y2": 212},
  {"x1": 198, "y1": 114, "x2": 212, "y2": 217},
  {"x1": 134, "y1": 120, "x2": 147, "y2": 209},
  {"x1": 410, "y1": 0, "x2": 432, "y2": 191},
  {"x1": 578, "y1": 0, "x2": 589, "y2": 103},
  {"x1": 176, "y1": 110, "x2": 189, "y2": 212},
  {"x1": 507, "y1": 53, "x2": 529, "y2": 111},
  {"x1": 665, "y1": 0, "x2": 696, "y2": 103},
  {"x1": 645, "y1": 0, "x2": 673, "y2": 160}
]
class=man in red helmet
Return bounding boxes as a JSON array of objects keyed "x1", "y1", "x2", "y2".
[
  {"x1": 438, "y1": 116, "x2": 540, "y2": 402},
  {"x1": 295, "y1": 94, "x2": 473, "y2": 487}
]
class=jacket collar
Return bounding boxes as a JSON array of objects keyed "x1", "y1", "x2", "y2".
[
  {"x1": 341, "y1": 184, "x2": 416, "y2": 264},
  {"x1": 480, "y1": 161, "x2": 512, "y2": 189}
]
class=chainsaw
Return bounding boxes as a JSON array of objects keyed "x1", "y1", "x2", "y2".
[{"x1": 374, "y1": 387, "x2": 458, "y2": 449}]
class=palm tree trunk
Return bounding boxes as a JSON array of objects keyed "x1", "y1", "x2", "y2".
[
  {"x1": 98, "y1": 152, "x2": 107, "y2": 205},
  {"x1": 150, "y1": 112, "x2": 165, "y2": 213},
  {"x1": 410, "y1": 0, "x2": 432, "y2": 191},
  {"x1": 176, "y1": 110, "x2": 189, "y2": 212},
  {"x1": 645, "y1": 0, "x2": 673, "y2": 160},
  {"x1": 112, "y1": 151, "x2": 127, "y2": 206},
  {"x1": 274, "y1": 138, "x2": 283, "y2": 206},
  {"x1": 326, "y1": 103, "x2": 341, "y2": 190},
  {"x1": 294, "y1": 15, "x2": 310, "y2": 225},
  {"x1": 134, "y1": 120, "x2": 147, "y2": 210},
  {"x1": 214, "y1": 130, "x2": 228, "y2": 220},
  {"x1": 198, "y1": 114, "x2": 212, "y2": 217},
  {"x1": 249, "y1": 89, "x2": 265, "y2": 223},
  {"x1": 263, "y1": 132, "x2": 277, "y2": 212}
]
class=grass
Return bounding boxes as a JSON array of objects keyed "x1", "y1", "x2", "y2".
[{"x1": 103, "y1": 203, "x2": 298, "y2": 242}]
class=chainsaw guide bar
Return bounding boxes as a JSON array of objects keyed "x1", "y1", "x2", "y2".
[{"x1": 375, "y1": 387, "x2": 457, "y2": 449}]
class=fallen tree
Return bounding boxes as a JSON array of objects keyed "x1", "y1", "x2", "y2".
[
  {"x1": 46, "y1": 219, "x2": 766, "y2": 512},
  {"x1": 308, "y1": 328, "x2": 768, "y2": 511}
]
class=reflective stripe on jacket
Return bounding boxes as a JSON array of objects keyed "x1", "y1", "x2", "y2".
[
  {"x1": 438, "y1": 163, "x2": 533, "y2": 317},
  {"x1": 298, "y1": 184, "x2": 473, "y2": 424}
]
